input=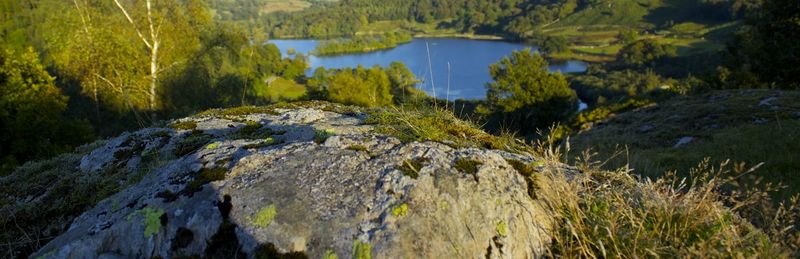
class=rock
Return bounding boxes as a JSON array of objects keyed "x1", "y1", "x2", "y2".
[
  {"x1": 33, "y1": 104, "x2": 551, "y2": 259},
  {"x1": 758, "y1": 96, "x2": 781, "y2": 111},
  {"x1": 673, "y1": 137, "x2": 695, "y2": 148},
  {"x1": 637, "y1": 124, "x2": 655, "y2": 133}
]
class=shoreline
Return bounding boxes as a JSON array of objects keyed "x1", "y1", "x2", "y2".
[{"x1": 273, "y1": 34, "x2": 611, "y2": 63}]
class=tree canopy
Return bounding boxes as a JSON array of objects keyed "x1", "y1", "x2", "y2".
[{"x1": 486, "y1": 49, "x2": 576, "y2": 132}]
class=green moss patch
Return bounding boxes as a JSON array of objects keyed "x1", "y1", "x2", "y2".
[
  {"x1": 173, "y1": 130, "x2": 212, "y2": 157},
  {"x1": 232, "y1": 120, "x2": 276, "y2": 139},
  {"x1": 189, "y1": 167, "x2": 227, "y2": 189},
  {"x1": 345, "y1": 145, "x2": 368, "y2": 152},
  {"x1": 170, "y1": 120, "x2": 198, "y2": 130},
  {"x1": 397, "y1": 157, "x2": 429, "y2": 179},
  {"x1": 314, "y1": 129, "x2": 336, "y2": 144},
  {"x1": 252, "y1": 205, "x2": 277, "y2": 228},
  {"x1": 506, "y1": 159, "x2": 540, "y2": 199},
  {"x1": 454, "y1": 158, "x2": 482, "y2": 175},
  {"x1": 243, "y1": 137, "x2": 281, "y2": 150}
]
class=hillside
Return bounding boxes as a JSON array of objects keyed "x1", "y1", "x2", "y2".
[
  {"x1": 3, "y1": 101, "x2": 795, "y2": 258},
  {"x1": 253, "y1": 0, "x2": 739, "y2": 62},
  {"x1": 570, "y1": 90, "x2": 800, "y2": 200}
]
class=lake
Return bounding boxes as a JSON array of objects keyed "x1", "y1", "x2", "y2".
[{"x1": 269, "y1": 38, "x2": 587, "y2": 100}]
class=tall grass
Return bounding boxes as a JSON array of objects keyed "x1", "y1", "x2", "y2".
[{"x1": 534, "y1": 135, "x2": 800, "y2": 258}]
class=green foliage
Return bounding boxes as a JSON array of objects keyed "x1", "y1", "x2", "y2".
[
  {"x1": 325, "y1": 65, "x2": 394, "y2": 108},
  {"x1": 0, "y1": 141, "x2": 139, "y2": 257},
  {"x1": 252, "y1": 77, "x2": 307, "y2": 103},
  {"x1": 0, "y1": 47, "x2": 92, "y2": 173},
  {"x1": 617, "y1": 39, "x2": 678, "y2": 69},
  {"x1": 352, "y1": 240, "x2": 371, "y2": 259},
  {"x1": 720, "y1": 0, "x2": 800, "y2": 89},
  {"x1": 252, "y1": 205, "x2": 278, "y2": 228},
  {"x1": 527, "y1": 34, "x2": 568, "y2": 53},
  {"x1": 485, "y1": 49, "x2": 576, "y2": 132},
  {"x1": 315, "y1": 32, "x2": 412, "y2": 56}
]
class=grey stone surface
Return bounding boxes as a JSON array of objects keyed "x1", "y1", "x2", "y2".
[{"x1": 33, "y1": 107, "x2": 550, "y2": 259}]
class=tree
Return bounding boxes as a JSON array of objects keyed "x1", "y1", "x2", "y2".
[
  {"x1": 617, "y1": 39, "x2": 677, "y2": 69},
  {"x1": 111, "y1": 0, "x2": 201, "y2": 111},
  {"x1": 0, "y1": 47, "x2": 91, "y2": 173},
  {"x1": 720, "y1": 0, "x2": 799, "y2": 89},
  {"x1": 486, "y1": 49, "x2": 576, "y2": 132},
  {"x1": 327, "y1": 65, "x2": 394, "y2": 107}
]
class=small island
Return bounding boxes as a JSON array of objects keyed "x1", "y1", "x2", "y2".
[{"x1": 314, "y1": 32, "x2": 413, "y2": 56}]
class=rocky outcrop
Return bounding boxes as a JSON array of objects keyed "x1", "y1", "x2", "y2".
[{"x1": 32, "y1": 103, "x2": 551, "y2": 259}]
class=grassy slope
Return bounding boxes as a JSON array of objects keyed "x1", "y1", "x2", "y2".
[
  {"x1": 569, "y1": 90, "x2": 800, "y2": 200},
  {"x1": 544, "y1": 0, "x2": 732, "y2": 62}
]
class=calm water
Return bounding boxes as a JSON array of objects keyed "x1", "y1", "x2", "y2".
[{"x1": 269, "y1": 38, "x2": 587, "y2": 100}]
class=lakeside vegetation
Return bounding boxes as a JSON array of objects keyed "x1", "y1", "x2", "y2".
[{"x1": 314, "y1": 32, "x2": 413, "y2": 56}]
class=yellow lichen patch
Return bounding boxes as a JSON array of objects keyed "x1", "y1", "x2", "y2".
[
  {"x1": 496, "y1": 220, "x2": 508, "y2": 237},
  {"x1": 252, "y1": 205, "x2": 277, "y2": 228},
  {"x1": 126, "y1": 207, "x2": 165, "y2": 237},
  {"x1": 391, "y1": 203, "x2": 408, "y2": 217}
]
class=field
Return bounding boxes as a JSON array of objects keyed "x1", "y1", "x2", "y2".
[
  {"x1": 357, "y1": 20, "x2": 502, "y2": 40},
  {"x1": 253, "y1": 77, "x2": 307, "y2": 102},
  {"x1": 259, "y1": 0, "x2": 313, "y2": 14}
]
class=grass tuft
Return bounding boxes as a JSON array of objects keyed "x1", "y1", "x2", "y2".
[
  {"x1": 397, "y1": 157, "x2": 428, "y2": 179},
  {"x1": 314, "y1": 129, "x2": 336, "y2": 144}
]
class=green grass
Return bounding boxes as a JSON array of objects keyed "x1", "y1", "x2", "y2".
[
  {"x1": 253, "y1": 77, "x2": 307, "y2": 103},
  {"x1": 555, "y1": 0, "x2": 662, "y2": 28},
  {"x1": 259, "y1": 0, "x2": 313, "y2": 14},
  {"x1": 357, "y1": 19, "x2": 503, "y2": 39},
  {"x1": 365, "y1": 106, "x2": 529, "y2": 153},
  {"x1": 569, "y1": 90, "x2": 800, "y2": 200}
]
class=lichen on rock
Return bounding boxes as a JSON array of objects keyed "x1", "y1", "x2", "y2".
[{"x1": 30, "y1": 101, "x2": 551, "y2": 259}]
